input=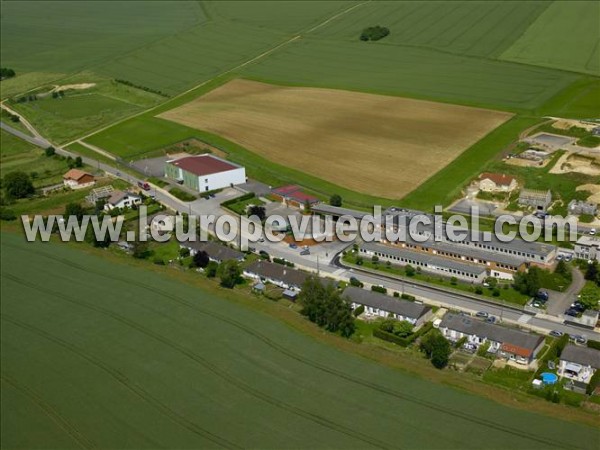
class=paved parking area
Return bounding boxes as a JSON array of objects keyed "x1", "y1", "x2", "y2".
[{"x1": 132, "y1": 153, "x2": 188, "y2": 177}]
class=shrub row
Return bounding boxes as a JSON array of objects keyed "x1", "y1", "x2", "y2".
[
  {"x1": 221, "y1": 192, "x2": 255, "y2": 207},
  {"x1": 114, "y1": 79, "x2": 169, "y2": 97},
  {"x1": 373, "y1": 321, "x2": 433, "y2": 348},
  {"x1": 273, "y1": 257, "x2": 294, "y2": 268}
]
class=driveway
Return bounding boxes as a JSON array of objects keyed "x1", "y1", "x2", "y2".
[{"x1": 546, "y1": 268, "x2": 586, "y2": 316}]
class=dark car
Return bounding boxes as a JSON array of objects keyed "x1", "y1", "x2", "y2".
[
  {"x1": 475, "y1": 311, "x2": 489, "y2": 318},
  {"x1": 289, "y1": 243, "x2": 298, "y2": 249},
  {"x1": 549, "y1": 330, "x2": 563, "y2": 338},
  {"x1": 565, "y1": 308, "x2": 579, "y2": 317},
  {"x1": 300, "y1": 249, "x2": 310, "y2": 256},
  {"x1": 537, "y1": 290, "x2": 549, "y2": 301},
  {"x1": 485, "y1": 316, "x2": 497, "y2": 324},
  {"x1": 259, "y1": 250, "x2": 270, "y2": 260}
]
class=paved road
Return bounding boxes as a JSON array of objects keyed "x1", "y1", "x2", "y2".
[{"x1": 2, "y1": 120, "x2": 599, "y2": 341}]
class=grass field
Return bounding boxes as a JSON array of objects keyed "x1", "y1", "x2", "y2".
[
  {"x1": 160, "y1": 79, "x2": 511, "y2": 198},
  {"x1": 500, "y1": 1, "x2": 600, "y2": 76},
  {"x1": 2, "y1": 233, "x2": 599, "y2": 449},
  {"x1": 1, "y1": 130, "x2": 72, "y2": 188},
  {"x1": 8, "y1": 77, "x2": 164, "y2": 144}
]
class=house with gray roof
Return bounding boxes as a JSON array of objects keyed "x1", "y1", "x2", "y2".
[
  {"x1": 103, "y1": 190, "x2": 142, "y2": 211},
  {"x1": 182, "y1": 241, "x2": 245, "y2": 263},
  {"x1": 243, "y1": 261, "x2": 309, "y2": 291},
  {"x1": 568, "y1": 200, "x2": 597, "y2": 216},
  {"x1": 518, "y1": 189, "x2": 552, "y2": 212},
  {"x1": 439, "y1": 313, "x2": 544, "y2": 365},
  {"x1": 343, "y1": 286, "x2": 432, "y2": 326},
  {"x1": 559, "y1": 345, "x2": 600, "y2": 385}
]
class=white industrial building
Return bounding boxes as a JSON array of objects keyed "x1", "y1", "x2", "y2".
[{"x1": 165, "y1": 154, "x2": 246, "y2": 193}]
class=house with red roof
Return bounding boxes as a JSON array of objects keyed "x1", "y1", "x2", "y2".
[
  {"x1": 271, "y1": 185, "x2": 319, "y2": 210},
  {"x1": 63, "y1": 169, "x2": 95, "y2": 190},
  {"x1": 478, "y1": 172, "x2": 517, "y2": 193},
  {"x1": 165, "y1": 154, "x2": 246, "y2": 192}
]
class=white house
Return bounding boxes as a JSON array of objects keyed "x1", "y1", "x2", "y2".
[
  {"x1": 243, "y1": 261, "x2": 309, "y2": 291},
  {"x1": 63, "y1": 169, "x2": 95, "y2": 190},
  {"x1": 343, "y1": 286, "x2": 432, "y2": 327},
  {"x1": 165, "y1": 154, "x2": 246, "y2": 193},
  {"x1": 439, "y1": 313, "x2": 544, "y2": 365},
  {"x1": 574, "y1": 235, "x2": 600, "y2": 261},
  {"x1": 478, "y1": 173, "x2": 517, "y2": 193},
  {"x1": 559, "y1": 345, "x2": 600, "y2": 386},
  {"x1": 104, "y1": 190, "x2": 142, "y2": 211}
]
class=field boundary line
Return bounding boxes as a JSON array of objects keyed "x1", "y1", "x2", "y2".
[{"x1": 304, "y1": 1, "x2": 370, "y2": 34}]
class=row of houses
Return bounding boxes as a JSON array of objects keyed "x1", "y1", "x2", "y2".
[
  {"x1": 312, "y1": 204, "x2": 556, "y2": 282},
  {"x1": 439, "y1": 313, "x2": 545, "y2": 365}
]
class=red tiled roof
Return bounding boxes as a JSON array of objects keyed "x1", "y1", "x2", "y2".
[
  {"x1": 290, "y1": 191, "x2": 319, "y2": 204},
  {"x1": 479, "y1": 172, "x2": 515, "y2": 187},
  {"x1": 272, "y1": 185, "x2": 318, "y2": 204},
  {"x1": 500, "y1": 343, "x2": 532, "y2": 358},
  {"x1": 170, "y1": 155, "x2": 238, "y2": 176},
  {"x1": 272, "y1": 185, "x2": 301, "y2": 196},
  {"x1": 63, "y1": 169, "x2": 92, "y2": 181}
]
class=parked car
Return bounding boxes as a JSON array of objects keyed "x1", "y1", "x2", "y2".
[
  {"x1": 556, "y1": 254, "x2": 564, "y2": 261},
  {"x1": 549, "y1": 330, "x2": 564, "y2": 338},
  {"x1": 537, "y1": 290, "x2": 549, "y2": 301},
  {"x1": 300, "y1": 249, "x2": 310, "y2": 256},
  {"x1": 289, "y1": 243, "x2": 298, "y2": 249},
  {"x1": 565, "y1": 308, "x2": 579, "y2": 317},
  {"x1": 590, "y1": 228, "x2": 596, "y2": 235},
  {"x1": 137, "y1": 181, "x2": 150, "y2": 191},
  {"x1": 564, "y1": 255, "x2": 573, "y2": 262},
  {"x1": 475, "y1": 311, "x2": 489, "y2": 318},
  {"x1": 569, "y1": 334, "x2": 587, "y2": 345},
  {"x1": 259, "y1": 250, "x2": 270, "y2": 260},
  {"x1": 485, "y1": 316, "x2": 497, "y2": 324}
]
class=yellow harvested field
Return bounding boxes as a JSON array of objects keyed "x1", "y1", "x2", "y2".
[{"x1": 159, "y1": 80, "x2": 512, "y2": 198}]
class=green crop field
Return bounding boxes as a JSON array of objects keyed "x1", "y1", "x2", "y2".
[
  {"x1": 501, "y1": 1, "x2": 600, "y2": 76},
  {"x1": 241, "y1": 39, "x2": 576, "y2": 112},
  {"x1": 308, "y1": 1, "x2": 550, "y2": 59},
  {"x1": 2, "y1": 234, "x2": 599, "y2": 449}
]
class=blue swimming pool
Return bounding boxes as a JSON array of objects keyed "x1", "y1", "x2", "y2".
[{"x1": 541, "y1": 372, "x2": 558, "y2": 385}]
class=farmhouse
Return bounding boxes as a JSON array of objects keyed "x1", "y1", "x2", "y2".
[
  {"x1": 558, "y1": 345, "x2": 600, "y2": 386},
  {"x1": 271, "y1": 185, "x2": 319, "y2": 210},
  {"x1": 243, "y1": 261, "x2": 309, "y2": 290},
  {"x1": 478, "y1": 172, "x2": 517, "y2": 192},
  {"x1": 165, "y1": 154, "x2": 246, "y2": 192},
  {"x1": 518, "y1": 189, "x2": 552, "y2": 212},
  {"x1": 63, "y1": 169, "x2": 95, "y2": 190},
  {"x1": 574, "y1": 235, "x2": 600, "y2": 261},
  {"x1": 439, "y1": 313, "x2": 544, "y2": 365},
  {"x1": 104, "y1": 190, "x2": 142, "y2": 211},
  {"x1": 359, "y1": 242, "x2": 488, "y2": 282},
  {"x1": 568, "y1": 200, "x2": 597, "y2": 216},
  {"x1": 182, "y1": 241, "x2": 244, "y2": 263},
  {"x1": 343, "y1": 286, "x2": 432, "y2": 326}
]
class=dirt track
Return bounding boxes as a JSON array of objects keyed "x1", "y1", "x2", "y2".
[{"x1": 159, "y1": 80, "x2": 512, "y2": 198}]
